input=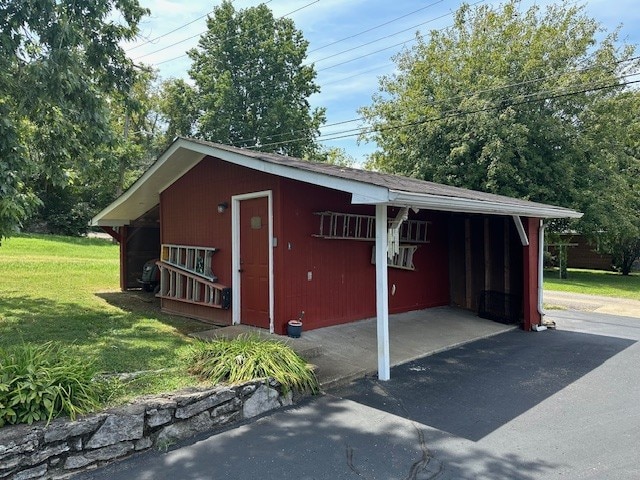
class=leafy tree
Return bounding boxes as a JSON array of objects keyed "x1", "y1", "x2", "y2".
[
  {"x1": 360, "y1": 0, "x2": 636, "y2": 206},
  {"x1": 105, "y1": 68, "x2": 165, "y2": 197},
  {"x1": 0, "y1": 0, "x2": 148, "y2": 241},
  {"x1": 360, "y1": 0, "x2": 640, "y2": 273},
  {"x1": 163, "y1": 0, "x2": 325, "y2": 157},
  {"x1": 158, "y1": 78, "x2": 198, "y2": 142},
  {"x1": 23, "y1": 68, "x2": 164, "y2": 236},
  {"x1": 576, "y1": 91, "x2": 640, "y2": 274},
  {"x1": 305, "y1": 146, "x2": 356, "y2": 167}
]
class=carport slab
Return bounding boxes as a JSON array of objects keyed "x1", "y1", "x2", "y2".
[
  {"x1": 331, "y1": 329, "x2": 636, "y2": 441},
  {"x1": 192, "y1": 307, "x2": 516, "y2": 389},
  {"x1": 299, "y1": 306, "x2": 515, "y2": 388}
]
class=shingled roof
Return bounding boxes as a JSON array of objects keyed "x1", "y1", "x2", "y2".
[{"x1": 91, "y1": 137, "x2": 581, "y2": 226}]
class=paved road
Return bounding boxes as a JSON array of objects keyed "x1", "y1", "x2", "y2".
[{"x1": 77, "y1": 309, "x2": 640, "y2": 480}]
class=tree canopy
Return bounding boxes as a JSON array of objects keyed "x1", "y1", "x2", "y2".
[
  {"x1": 360, "y1": 0, "x2": 640, "y2": 273},
  {"x1": 161, "y1": 0, "x2": 325, "y2": 157},
  {"x1": 0, "y1": 0, "x2": 148, "y2": 240}
]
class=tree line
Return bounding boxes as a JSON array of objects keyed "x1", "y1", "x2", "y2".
[{"x1": 1, "y1": 0, "x2": 638, "y2": 273}]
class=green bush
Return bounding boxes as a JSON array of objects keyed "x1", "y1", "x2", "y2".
[
  {"x1": 187, "y1": 335, "x2": 319, "y2": 394},
  {"x1": 0, "y1": 342, "x2": 104, "y2": 426}
]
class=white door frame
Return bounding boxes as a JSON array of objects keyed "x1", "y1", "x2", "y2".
[{"x1": 231, "y1": 190, "x2": 274, "y2": 333}]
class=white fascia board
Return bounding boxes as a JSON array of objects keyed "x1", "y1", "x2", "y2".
[
  {"x1": 185, "y1": 142, "x2": 390, "y2": 203},
  {"x1": 90, "y1": 139, "x2": 204, "y2": 226},
  {"x1": 351, "y1": 191, "x2": 391, "y2": 204},
  {"x1": 92, "y1": 219, "x2": 131, "y2": 227},
  {"x1": 387, "y1": 190, "x2": 583, "y2": 219}
]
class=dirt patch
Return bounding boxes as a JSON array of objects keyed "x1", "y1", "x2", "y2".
[
  {"x1": 96, "y1": 290, "x2": 218, "y2": 335},
  {"x1": 98, "y1": 289, "x2": 162, "y2": 314},
  {"x1": 544, "y1": 291, "x2": 640, "y2": 319}
]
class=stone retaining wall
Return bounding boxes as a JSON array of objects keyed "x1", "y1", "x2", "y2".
[{"x1": 0, "y1": 380, "x2": 292, "y2": 480}]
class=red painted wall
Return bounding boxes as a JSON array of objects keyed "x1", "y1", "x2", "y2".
[
  {"x1": 523, "y1": 217, "x2": 541, "y2": 330},
  {"x1": 160, "y1": 156, "x2": 283, "y2": 325},
  {"x1": 277, "y1": 179, "x2": 450, "y2": 333},
  {"x1": 160, "y1": 156, "x2": 450, "y2": 333}
]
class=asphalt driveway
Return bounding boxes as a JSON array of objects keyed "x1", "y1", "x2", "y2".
[
  {"x1": 331, "y1": 329, "x2": 634, "y2": 442},
  {"x1": 77, "y1": 309, "x2": 640, "y2": 480}
]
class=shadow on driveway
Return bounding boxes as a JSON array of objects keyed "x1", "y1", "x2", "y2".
[{"x1": 332, "y1": 330, "x2": 635, "y2": 441}]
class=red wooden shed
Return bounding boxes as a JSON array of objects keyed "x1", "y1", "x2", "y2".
[{"x1": 92, "y1": 137, "x2": 581, "y2": 380}]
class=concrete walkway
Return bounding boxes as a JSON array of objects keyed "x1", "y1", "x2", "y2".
[{"x1": 192, "y1": 306, "x2": 515, "y2": 389}]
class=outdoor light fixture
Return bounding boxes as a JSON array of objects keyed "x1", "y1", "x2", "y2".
[{"x1": 217, "y1": 202, "x2": 228, "y2": 213}]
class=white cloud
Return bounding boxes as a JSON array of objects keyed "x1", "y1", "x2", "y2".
[{"x1": 126, "y1": 0, "x2": 640, "y2": 160}]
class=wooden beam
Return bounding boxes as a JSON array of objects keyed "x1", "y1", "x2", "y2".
[
  {"x1": 464, "y1": 218, "x2": 472, "y2": 308},
  {"x1": 101, "y1": 226, "x2": 121, "y2": 243},
  {"x1": 504, "y1": 218, "x2": 510, "y2": 293},
  {"x1": 484, "y1": 218, "x2": 491, "y2": 291},
  {"x1": 512, "y1": 215, "x2": 529, "y2": 246}
]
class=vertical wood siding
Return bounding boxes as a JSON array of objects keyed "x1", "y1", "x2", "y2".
[
  {"x1": 277, "y1": 179, "x2": 450, "y2": 334},
  {"x1": 160, "y1": 156, "x2": 451, "y2": 333},
  {"x1": 160, "y1": 156, "x2": 282, "y2": 326},
  {"x1": 448, "y1": 214, "x2": 523, "y2": 313}
]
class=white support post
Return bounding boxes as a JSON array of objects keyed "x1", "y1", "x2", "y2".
[{"x1": 375, "y1": 204, "x2": 391, "y2": 381}]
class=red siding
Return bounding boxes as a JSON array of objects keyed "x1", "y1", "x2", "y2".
[
  {"x1": 523, "y1": 218, "x2": 541, "y2": 330},
  {"x1": 160, "y1": 156, "x2": 451, "y2": 333},
  {"x1": 277, "y1": 179, "x2": 450, "y2": 334},
  {"x1": 160, "y1": 156, "x2": 283, "y2": 325}
]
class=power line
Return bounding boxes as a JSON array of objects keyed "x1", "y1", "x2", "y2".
[
  {"x1": 317, "y1": 53, "x2": 640, "y2": 131},
  {"x1": 312, "y1": 0, "x2": 488, "y2": 74},
  {"x1": 318, "y1": 75, "x2": 640, "y2": 142},
  {"x1": 144, "y1": 1, "x2": 319, "y2": 66},
  {"x1": 223, "y1": 56, "x2": 640, "y2": 148},
  {"x1": 127, "y1": 9, "x2": 215, "y2": 52},
  {"x1": 309, "y1": 8, "x2": 470, "y2": 65},
  {"x1": 133, "y1": 30, "x2": 203, "y2": 61},
  {"x1": 316, "y1": 36, "x2": 415, "y2": 73},
  {"x1": 308, "y1": 0, "x2": 447, "y2": 54},
  {"x1": 319, "y1": 62, "x2": 394, "y2": 87},
  {"x1": 244, "y1": 75, "x2": 640, "y2": 149},
  {"x1": 127, "y1": 1, "x2": 274, "y2": 53}
]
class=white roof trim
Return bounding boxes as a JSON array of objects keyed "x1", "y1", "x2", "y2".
[
  {"x1": 91, "y1": 141, "x2": 205, "y2": 226},
  {"x1": 91, "y1": 138, "x2": 582, "y2": 226},
  {"x1": 183, "y1": 141, "x2": 389, "y2": 202},
  {"x1": 386, "y1": 190, "x2": 582, "y2": 219}
]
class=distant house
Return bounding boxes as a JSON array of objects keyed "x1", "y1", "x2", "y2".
[
  {"x1": 92, "y1": 137, "x2": 581, "y2": 378},
  {"x1": 547, "y1": 234, "x2": 613, "y2": 271}
]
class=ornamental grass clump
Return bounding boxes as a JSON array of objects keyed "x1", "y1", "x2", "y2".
[
  {"x1": 187, "y1": 334, "x2": 319, "y2": 394},
  {"x1": 0, "y1": 342, "x2": 104, "y2": 426}
]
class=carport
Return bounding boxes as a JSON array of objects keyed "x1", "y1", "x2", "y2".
[{"x1": 92, "y1": 138, "x2": 582, "y2": 382}]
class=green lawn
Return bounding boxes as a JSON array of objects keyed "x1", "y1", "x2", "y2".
[
  {"x1": 0, "y1": 234, "x2": 213, "y2": 402},
  {"x1": 543, "y1": 268, "x2": 640, "y2": 301}
]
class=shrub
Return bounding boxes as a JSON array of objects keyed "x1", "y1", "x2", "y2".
[
  {"x1": 0, "y1": 342, "x2": 103, "y2": 426},
  {"x1": 187, "y1": 335, "x2": 319, "y2": 394}
]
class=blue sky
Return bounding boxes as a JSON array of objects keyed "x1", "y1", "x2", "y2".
[{"x1": 124, "y1": 0, "x2": 640, "y2": 163}]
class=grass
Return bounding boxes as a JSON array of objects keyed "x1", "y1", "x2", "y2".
[
  {"x1": 543, "y1": 268, "x2": 640, "y2": 301},
  {"x1": 187, "y1": 334, "x2": 319, "y2": 394},
  {"x1": 0, "y1": 233, "x2": 212, "y2": 403}
]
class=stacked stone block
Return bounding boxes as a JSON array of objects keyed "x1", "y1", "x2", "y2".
[{"x1": 0, "y1": 380, "x2": 292, "y2": 479}]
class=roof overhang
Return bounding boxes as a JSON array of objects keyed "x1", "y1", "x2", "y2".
[
  {"x1": 91, "y1": 137, "x2": 582, "y2": 227},
  {"x1": 382, "y1": 190, "x2": 583, "y2": 219},
  {"x1": 91, "y1": 138, "x2": 388, "y2": 226}
]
